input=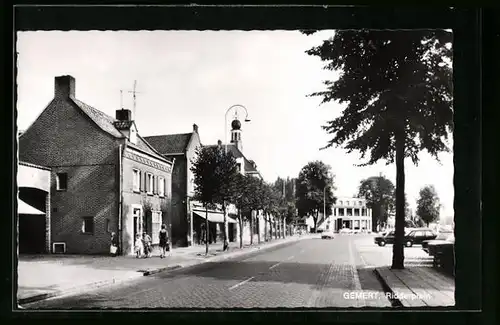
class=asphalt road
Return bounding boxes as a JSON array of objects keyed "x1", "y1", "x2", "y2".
[{"x1": 24, "y1": 234, "x2": 394, "y2": 309}]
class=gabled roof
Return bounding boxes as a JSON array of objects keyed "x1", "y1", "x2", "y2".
[
  {"x1": 71, "y1": 98, "x2": 167, "y2": 162},
  {"x1": 72, "y1": 98, "x2": 124, "y2": 138},
  {"x1": 143, "y1": 133, "x2": 193, "y2": 155},
  {"x1": 206, "y1": 143, "x2": 259, "y2": 174}
]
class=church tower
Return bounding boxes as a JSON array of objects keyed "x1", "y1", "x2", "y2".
[{"x1": 230, "y1": 114, "x2": 243, "y2": 152}]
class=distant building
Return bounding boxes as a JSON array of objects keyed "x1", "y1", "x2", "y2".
[
  {"x1": 330, "y1": 197, "x2": 372, "y2": 231},
  {"x1": 19, "y1": 75, "x2": 173, "y2": 255}
]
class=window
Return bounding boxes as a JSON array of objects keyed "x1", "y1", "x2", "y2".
[
  {"x1": 158, "y1": 177, "x2": 165, "y2": 197},
  {"x1": 132, "y1": 169, "x2": 140, "y2": 192},
  {"x1": 82, "y1": 217, "x2": 94, "y2": 234},
  {"x1": 151, "y1": 211, "x2": 162, "y2": 244},
  {"x1": 359, "y1": 201, "x2": 362, "y2": 206},
  {"x1": 339, "y1": 200, "x2": 343, "y2": 205},
  {"x1": 146, "y1": 173, "x2": 153, "y2": 194},
  {"x1": 105, "y1": 219, "x2": 112, "y2": 233},
  {"x1": 56, "y1": 173, "x2": 68, "y2": 191},
  {"x1": 237, "y1": 163, "x2": 242, "y2": 172}
]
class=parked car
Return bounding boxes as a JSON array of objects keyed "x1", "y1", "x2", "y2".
[
  {"x1": 422, "y1": 231, "x2": 454, "y2": 254},
  {"x1": 430, "y1": 239, "x2": 455, "y2": 276},
  {"x1": 427, "y1": 234, "x2": 455, "y2": 256},
  {"x1": 321, "y1": 230, "x2": 335, "y2": 239},
  {"x1": 339, "y1": 228, "x2": 352, "y2": 234},
  {"x1": 374, "y1": 229, "x2": 437, "y2": 247}
]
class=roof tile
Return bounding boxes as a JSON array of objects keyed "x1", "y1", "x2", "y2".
[{"x1": 143, "y1": 133, "x2": 193, "y2": 154}]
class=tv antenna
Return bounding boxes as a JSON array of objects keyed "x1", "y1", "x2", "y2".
[{"x1": 126, "y1": 80, "x2": 141, "y2": 120}]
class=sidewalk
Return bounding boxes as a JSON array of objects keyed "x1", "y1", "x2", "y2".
[
  {"x1": 374, "y1": 266, "x2": 455, "y2": 307},
  {"x1": 17, "y1": 234, "x2": 315, "y2": 305}
]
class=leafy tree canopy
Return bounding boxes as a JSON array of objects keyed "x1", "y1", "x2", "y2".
[
  {"x1": 305, "y1": 30, "x2": 453, "y2": 166},
  {"x1": 416, "y1": 185, "x2": 441, "y2": 226}
]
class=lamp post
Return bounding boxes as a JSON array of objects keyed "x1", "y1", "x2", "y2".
[
  {"x1": 224, "y1": 104, "x2": 251, "y2": 154},
  {"x1": 323, "y1": 185, "x2": 331, "y2": 230}
]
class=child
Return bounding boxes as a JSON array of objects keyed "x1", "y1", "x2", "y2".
[
  {"x1": 134, "y1": 233, "x2": 143, "y2": 258},
  {"x1": 142, "y1": 232, "x2": 152, "y2": 258}
]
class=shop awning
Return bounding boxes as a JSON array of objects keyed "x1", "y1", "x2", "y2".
[
  {"x1": 18, "y1": 199, "x2": 45, "y2": 215},
  {"x1": 193, "y1": 211, "x2": 237, "y2": 224}
]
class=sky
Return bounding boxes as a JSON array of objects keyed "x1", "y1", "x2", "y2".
[{"x1": 16, "y1": 30, "x2": 454, "y2": 217}]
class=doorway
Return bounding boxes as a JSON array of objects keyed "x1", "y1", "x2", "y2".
[{"x1": 19, "y1": 214, "x2": 46, "y2": 254}]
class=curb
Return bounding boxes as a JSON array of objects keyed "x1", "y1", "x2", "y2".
[
  {"x1": 19, "y1": 235, "x2": 312, "y2": 306},
  {"x1": 372, "y1": 268, "x2": 404, "y2": 308},
  {"x1": 18, "y1": 273, "x2": 143, "y2": 305}
]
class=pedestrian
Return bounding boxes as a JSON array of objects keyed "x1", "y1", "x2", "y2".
[
  {"x1": 142, "y1": 232, "x2": 152, "y2": 258},
  {"x1": 110, "y1": 232, "x2": 118, "y2": 257},
  {"x1": 159, "y1": 224, "x2": 169, "y2": 258},
  {"x1": 134, "y1": 233, "x2": 143, "y2": 258}
]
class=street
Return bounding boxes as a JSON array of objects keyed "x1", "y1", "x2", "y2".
[{"x1": 24, "y1": 234, "x2": 433, "y2": 309}]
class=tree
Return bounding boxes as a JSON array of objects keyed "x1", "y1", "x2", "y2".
[
  {"x1": 416, "y1": 185, "x2": 441, "y2": 226},
  {"x1": 295, "y1": 161, "x2": 336, "y2": 232},
  {"x1": 358, "y1": 175, "x2": 395, "y2": 232},
  {"x1": 190, "y1": 146, "x2": 221, "y2": 255},
  {"x1": 190, "y1": 145, "x2": 239, "y2": 253},
  {"x1": 304, "y1": 30, "x2": 453, "y2": 269},
  {"x1": 247, "y1": 176, "x2": 270, "y2": 244},
  {"x1": 273, "y1": 177, "x2": 298, "y2": 238},
  {"x1": 232, "y1": 174, "x2": 262, "y2": 248}
]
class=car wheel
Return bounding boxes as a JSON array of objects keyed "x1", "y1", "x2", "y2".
[
  {"x1": 379, "y1": 241, "x2": 386, "y2": 247},
  {"x1": 405, "y1": 240, "x2": 413, "y2": 247}
]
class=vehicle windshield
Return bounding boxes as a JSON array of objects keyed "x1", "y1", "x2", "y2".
[{"x1": 436, "y1": 232, "x2": 453, "y2": 240}]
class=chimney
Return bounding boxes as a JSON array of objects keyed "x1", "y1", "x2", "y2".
[
  {"x1": 116, "y1": 109, "x2": 132, "y2": 121},
  {"x1": 193, "y1": 123, "x2": 198, "y2": 133},
  {"x1": 54, "y1": 75, "x2": 76, "y2": 99}
]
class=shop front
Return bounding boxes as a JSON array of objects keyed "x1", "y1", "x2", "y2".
[{"x1": 191, "y1": 202, "x2": 238, "y2": 245}]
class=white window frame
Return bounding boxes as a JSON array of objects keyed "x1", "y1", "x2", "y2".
[
  {"x1": 132, "y1": 169, "x2": 140, "y2": 192},
  {"x1": 147, "y1": 173, "x2": 153, "y2": 194},
  {"x1": 56, "y1": 172, "x2": 68, "y2": 191},
  {"x1": 158, "y1": 177, "x2": 165, "y2": 197},
  {"x1": 82, "y1": 216, "x2": 94, "y2": 234}
]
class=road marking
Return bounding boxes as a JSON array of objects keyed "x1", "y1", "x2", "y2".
[
  {"x1": 228, "y1": 276, "x2": 255, "y2": 290},
  {"x1": 269, "y1": 262, "x2": 281, "y2": 270}
]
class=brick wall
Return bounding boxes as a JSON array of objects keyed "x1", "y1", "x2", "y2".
[
  {"x1": 122, "y1": 147, "x2": 172, "y2": 255},
  {"x1": 170, "y1": 155, "x2": 187, "y2": 247},
  {"x1": 19, "y1": 97, "x2": 119, "y2": 254}
]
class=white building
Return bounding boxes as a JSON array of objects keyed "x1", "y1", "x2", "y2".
[{"x1": 330, "y1": 197, "x2": 372, "y2": 232}]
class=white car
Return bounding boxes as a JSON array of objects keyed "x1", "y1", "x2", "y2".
[
  {"x1": 339, "y1": 228, "x2": 352, "y2": 234},
  {"x1": 321, "y1": 230, "x2": 335, "y2": 239}
]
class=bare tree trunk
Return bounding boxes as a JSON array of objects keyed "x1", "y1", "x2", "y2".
[
  {"x1": 205, "y1": 207, "x2": 209, "y2": 256},
  {"x1": 264, "y1": 213, "x2": 268, "y2": 241},
  {"x1": 392, "y1": 133, "x2": 406, "y2": 269},
  {"x1": 222, "y1": 202, "x2": 229, "y2": 251},
  {"x1": 239, "y1": 211, "x2": 243, "y2": 249},
  {"x1": 249, "y1": 211, "x2": 254, "y2": 245},
  {"x1": 257, "y1": 212, "x2": 261, "y2": 244}
]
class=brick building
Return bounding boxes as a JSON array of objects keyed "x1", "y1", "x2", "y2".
[
  {"x1": 144, "y1": 124, "x2": 202, "y2": 247},
  {"x1": 19, "y1": 75, "x2": 173, "y2": 255}
]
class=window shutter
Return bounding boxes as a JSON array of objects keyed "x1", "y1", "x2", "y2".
[
  {"x1": 153, "y1": 176, "x2": 156, "y2": 194},
  {"x1": 139, "y1": 171, "x2": 143, "y2": 192}
]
